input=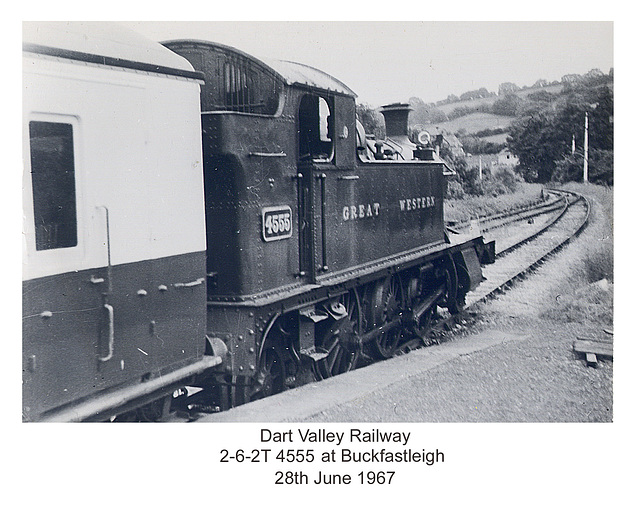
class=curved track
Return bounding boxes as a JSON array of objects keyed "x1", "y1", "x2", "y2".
[
  {"x1": 376, "y1": 189, "x2": 590, "y2": 355},
  {"x1": 448, "y1": 190, "x2": 566, "y2": 233},
  {"x1": 465, "y1": 189, "x2": 590, "y2": 306}
]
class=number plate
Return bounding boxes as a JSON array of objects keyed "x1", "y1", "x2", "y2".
[{"x1": 262, "y1": 206, "x2": 293, "y2": 242}]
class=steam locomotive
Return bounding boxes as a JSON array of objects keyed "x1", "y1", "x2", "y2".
[{"x1": 22, "y1": 22, "x2": 494, "y2": 421}]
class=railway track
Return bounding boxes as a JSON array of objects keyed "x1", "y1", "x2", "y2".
[
  {"x1": 465, "y1": 189, "x2": 590, "y2": 306},
  {"x1": 447, "y1": 189, "x2": 563, "y2": 231},
  {"x1": 183, "y1": 189, "x2": 590, "y2": 421}
]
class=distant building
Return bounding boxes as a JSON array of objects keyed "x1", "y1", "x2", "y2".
[
  {"x1": 497, "y1": 148, "x2": 519, "y2": 167},
  {"x1": 464, "y1": 148, "x2": 519, "y2": 170}
]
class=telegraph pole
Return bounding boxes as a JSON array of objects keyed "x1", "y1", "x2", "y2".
[{"x1": 583, "y1": 111, "x2": 589, "y2": 183}]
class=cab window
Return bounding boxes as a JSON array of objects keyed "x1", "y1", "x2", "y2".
[{"x1": 298, "y1": 94, "x2": 334, "y2": 162}]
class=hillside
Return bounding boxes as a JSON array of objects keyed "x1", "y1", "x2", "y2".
[
  {"x1": 357, "y1": 69, "x2": 613, "y2": 171},
  {"x1": 417, "y1": 112, "x2": 513, "y2": 143},
  {"x1": 405, "y1": 74, "x2": 612, "y2": 156},
  {"x1": 411, "y1": 83, "x2": 565, "y2": 142},
  {"x1": 434, "y1": 83, "x2": 564, "y2": 117}
]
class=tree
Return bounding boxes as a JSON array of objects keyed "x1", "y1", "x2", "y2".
[
  {"x1": 507, "y1": 85, "x2": 613, "y2": 183},
  {"x1": 498, "y1": 82, "x2": 519, "y2": 95},
  {"x1": 590, "y1": 87, "x2": 614, "y2": 151},
  {"x1": 507, "y1": 109, "x2": 563, "y2": 182},
  {"x1": 561, "y1": 74, "x2": 581, "y2": 84},
  {"x1": 408, "y1": 97, "x2": 448, "y2": 125},
  {"x1": 526, "y1": 90, "x2": 556, "y2": 104},
  {"x1": 492, "y1": 93, "x2": 523, "y2": 116},
  {"x1": 356, "y1": 103, "x2": 385, "y2": 139},
  {"x1": 459, "y1": 87, "x2": 494, "y2": 101},
  {"x1": 458, "y1": 134, "x2": 505, "y2": 155},
  {"x1": 553, "y1": 149, "x2": 613, "y2": 185}
]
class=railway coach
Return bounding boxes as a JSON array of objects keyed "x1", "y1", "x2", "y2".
[
  {"x1": 22, "y1": 23, "x2": 494, "y2": 421},
  {"x1": 22, "y1": 22, "x2": 227, "y2": 421}
]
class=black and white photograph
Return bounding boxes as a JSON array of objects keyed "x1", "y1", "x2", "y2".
[{"x1": 10, "y1": 9, "x2": 635, "y2": 508}]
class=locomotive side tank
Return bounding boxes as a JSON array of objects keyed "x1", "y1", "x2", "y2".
[
  {"x1": 163, "y1": 41, "x2": 451, "y2": 297},
  {"x1": 22, "y1": 23, "x2": 225, "y2": 421}
]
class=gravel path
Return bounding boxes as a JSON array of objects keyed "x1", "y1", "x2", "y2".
[{"x1": 303, "y1": 320, "x2": 612, "y2": 422}]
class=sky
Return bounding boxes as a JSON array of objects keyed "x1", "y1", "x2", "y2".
[{"x1": 120, "y1": 21, "x2": 613, "y2": 107}]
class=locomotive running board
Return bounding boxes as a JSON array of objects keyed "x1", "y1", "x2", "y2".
[
  {"x1": 207, "y1": 237, "x2": 490, "y2": 309},
  {"x1": 39, "y1": 355, "x2": 224, "y2": 422}
]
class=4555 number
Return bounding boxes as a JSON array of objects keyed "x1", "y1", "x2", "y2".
[{"x1": 262, "y1": 206, "x2": 293, "y2": 242}]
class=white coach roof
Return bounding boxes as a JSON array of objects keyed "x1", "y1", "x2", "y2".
[{"x1": 23, "y1": 21, "x2": 198, "y2": 77}]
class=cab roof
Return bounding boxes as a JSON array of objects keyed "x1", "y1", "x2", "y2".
[
  {"x1": 163, "y1": 39, "x2": 356, "y2": 98},
  {"x1": 262, "y1": 58, "x2": 357, "y2": 98}
]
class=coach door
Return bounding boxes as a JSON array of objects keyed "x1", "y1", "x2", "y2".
[{"x1": 22, "y1": 115, "x2": 108, "y2": 420}]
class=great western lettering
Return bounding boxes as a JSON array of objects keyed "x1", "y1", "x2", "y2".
[
  {"x1": 399, "y1": 196, "x2": 436, "y2": 211},
  {"x1": 342, "y1": 203, "x2": 380, "y2": 221}
]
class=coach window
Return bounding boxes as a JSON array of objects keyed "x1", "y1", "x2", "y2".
[
  {"x1": 298, "y1": 94, "x2": 334, "y2": 163},
  {"x1": 29, "y1": 121, "x2": 78, "y2": 251}
]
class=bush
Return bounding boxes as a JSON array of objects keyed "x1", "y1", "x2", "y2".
[
  {"x1": 583, "y1": 242, "x2": 614, "y2": 283},
  {"x1": 446, "y1": 179, "x2": 466, "y2": 199},
  {"x1": 552, "y1": 153, "x2": 583, "y2": 183},
  {"x1": 458, "y1": 135, "x2": 506, "y2": 155},
  {"x1": 492, "y1": 166, "x2": 522, "y2": 192},
  {"x1": 455, "y1": 164, "x2": 522, "y2": 197},
  {"x1": 544, "y1": 242, "x2": 613, "y2": 325},
  {"x1": 492, "y1": 93, "x2": 523, "y2": 116},
  {"x1": 479, "y1": 178, "x2": 509, "y2": 197},
  {"x1": 542, "y1": 220, "x2": 613, "y2": 326},
  {"x1": 474, "y1": 127, "x2": 507, "y2": 138},
  {"x1": 552, "y1": 149, "x2": 613, "y2": 185},
  {"x1": 545, "y1": 279, "x2": 613, "y2": 325},
  {"x1": 587, "y1": 149, "x2": 613, "y2": 185}
]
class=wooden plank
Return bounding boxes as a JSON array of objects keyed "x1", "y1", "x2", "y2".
[
  {"x1": 576, "y1": 336, "x2": 613, "y2": 344},
  {"x1": 574, "y1": 339, "x2": 613, "y2": 359},
  {"x1": 585, "y1": 352, "x2": 598, "y2": 367}
]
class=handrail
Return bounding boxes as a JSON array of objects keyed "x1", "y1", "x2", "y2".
[{"x1": 98, "y1": 303, "x2": 115, "y2": 362}]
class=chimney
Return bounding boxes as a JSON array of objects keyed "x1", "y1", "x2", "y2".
[
  {"x1": 378, "y1": 102, "x2": 433, "y2": 161},
  {"x1": 379, "y1": 103, "x2": 412, "y2": 139}
]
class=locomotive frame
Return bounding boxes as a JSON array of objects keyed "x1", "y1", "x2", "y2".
[{"x1": 22, "y1": 23, "x2": 494, "y2": 421}]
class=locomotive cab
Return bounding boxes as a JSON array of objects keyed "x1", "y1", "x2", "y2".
[{"x1": 163, "y1": 40, "x2": 360, "y2": 297}]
